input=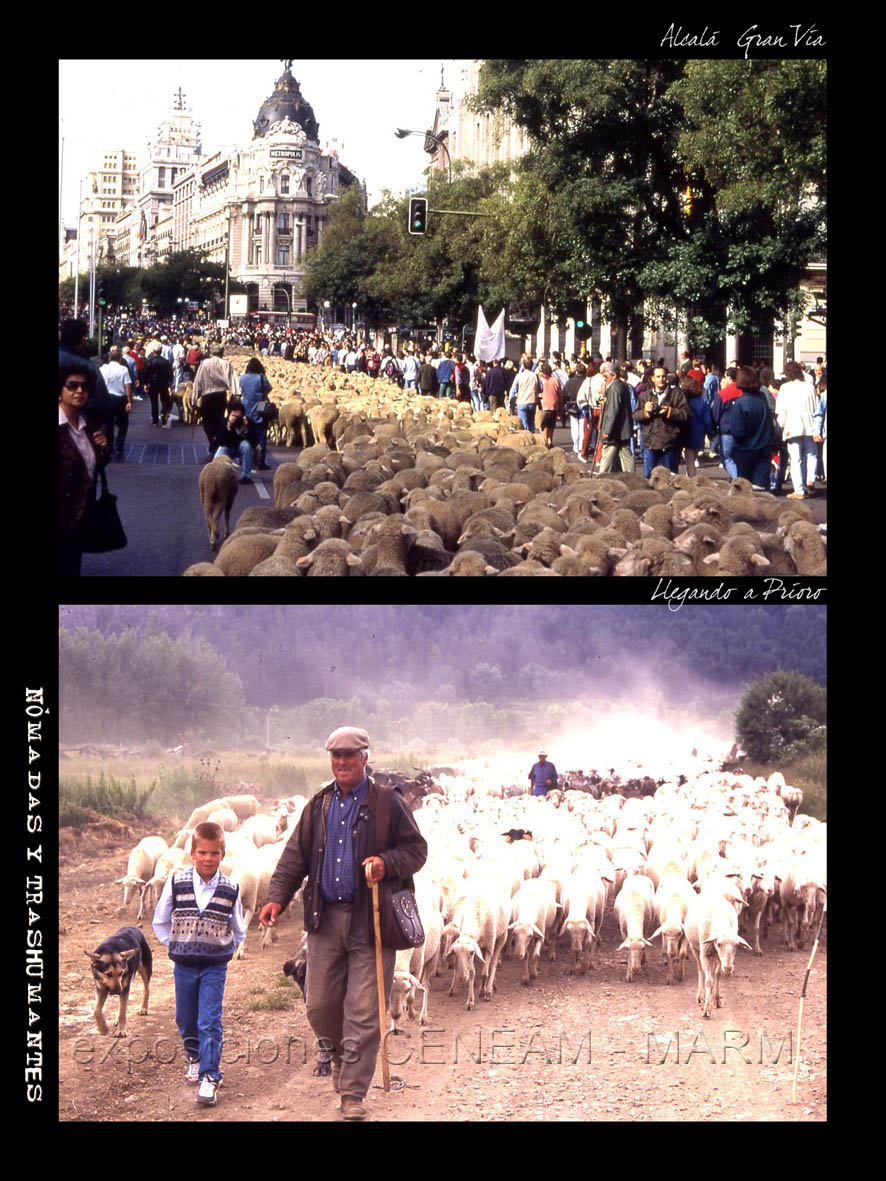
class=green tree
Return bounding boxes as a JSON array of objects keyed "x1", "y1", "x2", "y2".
[{"x1": 735, "y1": 669, "x2": 827, "y2": 763}]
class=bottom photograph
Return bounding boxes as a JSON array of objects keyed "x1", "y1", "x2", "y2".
[{"x1": 56, "y1": 603, "x2": 826, "y2": 1123}]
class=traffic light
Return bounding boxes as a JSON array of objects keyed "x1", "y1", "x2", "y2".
[
  {"x1": 408, "y1": 197, "x2": 428, "y2": 235},
  {"x1": 574, "y1": 318, "x2": 591, "y2": 341},
  {"x1": 98, "y1": 280, "x2": 106, "y2": 308}
]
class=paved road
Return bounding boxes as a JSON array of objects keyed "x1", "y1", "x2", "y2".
[{"x1": 79, "y1": 398, "x2": 826, "y2": 577}]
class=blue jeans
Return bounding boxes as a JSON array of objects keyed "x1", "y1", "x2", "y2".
[
  {"x1": 518, "y1": 405, "x2": 537, "y2": 433},
  {"x1": 735, "y1": 447, "x2": 771, "y2": 488},
  {"x1": 173, "y1": 962, "x2": 229, "y2": 1082},
  {"x1": 642, "y1": 446, "x2": 679, "y2": 478},
  {"x1": 215, "y1": 441, "x2": 252, "y2": 478},
  {"x1": 720, "y1": 433, "x2": 738, "y2": 479},
  {"x1": 439, "y1": 382, "x2": 454, "y2": 399}
]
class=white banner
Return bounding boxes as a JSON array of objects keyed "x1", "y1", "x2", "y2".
[{"x1": 475, "y1": 305, "x2": 506, "y2": 361}]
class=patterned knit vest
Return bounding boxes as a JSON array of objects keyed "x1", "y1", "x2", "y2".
[{"x1": 168, "y1": 869, "x2": 239, "y2": 965}]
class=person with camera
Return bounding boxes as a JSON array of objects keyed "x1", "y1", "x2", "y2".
[
  {"x1": 632, "y1": 365, "x2": 690, "y2": 477},
  {"x1": 214, "y1": 400, "x2": 258, "y2": 485},
  {"x1": 258, "y1": 727, "x2": 427, "y2": 1122}
]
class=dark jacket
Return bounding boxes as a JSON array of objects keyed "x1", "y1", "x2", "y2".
[
  {"x1": 418, "y1": 362, "x2": 438, "y2": 394},
  {"x1": 59, "y1": 421, "x2": 110, "y2": 534},
  {"x1": 561, "y1": 372, "x2": 585, "y2": 415},
  {"x1": 600, "y1": 378, "x2": 634, "y2": 442},
  {"x1": 711, "y1": 385, "x2": 742, "y2": 435},
  {"x1": 482, "y1": 364, "x2": 510, "y2": 403},
  {"x1": 730, "y1": 389, "x2": 774, "y2": 452},
  {"x1": 217, "y1": 417, "x2": 258, "y2": 450},
  {"x1": 266, "y1": 778, "x2": 428, "y2": 948},
  {"x1": 632, "y1": 385, "x2": 690, "y2": 450}
]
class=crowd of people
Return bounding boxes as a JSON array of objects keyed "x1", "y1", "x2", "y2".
[{"x1": 59, "y1": 309, "x2": 827, "y2": 575}]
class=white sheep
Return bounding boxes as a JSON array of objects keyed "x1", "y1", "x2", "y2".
[
  {"x1": 115, "y1": 836, "x2": 169, "y2": 918},
  {"x1": 222, "y1": 793, "x2": 262, "y2": 822},
  {"x1": 206, "y1": 806, "x2": 239, "y2": 832},
  {"x1": 614, "y1": 873, "x2": 655, "y2": 982},
  {"x1": 443, "y1": 885, "x2": 509, "y2": 1010},
  {"x1": 239, "y1": 813, "x2": 280, "y2": 849},
  {"x1": 684, "y1": 890, "x2": 752, "y2": 1017},
  {"x1": 229, "y1": 857, "x2": 263, "y2": 958},
  {"x1": 508, "y1": 878, "x2": 560, "y2": 984},
  {"x1": 559, "y1": 867, "x2": 609, "y2": 976},
  {"x1": 650, "y1": 871, "x2": 695, "y2": 985},
  {"x1": 141, "y1": 846, "x2": 191, "y2": 919},
  {"x1": 389, "y1": 890, "x2": 443, "y2": 1029}
]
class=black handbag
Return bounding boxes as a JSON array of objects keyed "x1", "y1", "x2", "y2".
[
  {"x1": 80, "y1": 468, "x2": 128, "y2": 553},
  {"x1": 373, "y1": 785, "x2": 425, "y2": 950}
]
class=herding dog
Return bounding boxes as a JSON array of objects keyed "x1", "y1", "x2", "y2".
[{"x1": 84, "y1": 926, "x2": 152, "y2": 1037}]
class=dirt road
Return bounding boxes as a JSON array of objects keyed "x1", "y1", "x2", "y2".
[{"x1": 59, "y1": 816, "x2": 826, "y2": 1123}]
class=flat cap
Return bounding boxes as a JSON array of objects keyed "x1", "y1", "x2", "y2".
[{"x1": 325, "y1": 726, "x2": 370, "y2": 752}]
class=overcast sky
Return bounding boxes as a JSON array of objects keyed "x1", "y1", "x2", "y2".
[{"x1": 59, "y1": 59, "x2": 470, "y2": 230}]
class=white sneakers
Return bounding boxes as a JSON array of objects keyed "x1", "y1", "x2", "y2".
[
  {"x1": 185, "y1": 1059, "x2": 200, "y2": 1084},
  {"x1": 196, "y1": 1077, "x2": 220, "y2": 1106}
]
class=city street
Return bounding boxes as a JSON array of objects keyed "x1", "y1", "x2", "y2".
[{"x1": 78, "y1": 393, "x2": 826, "y2": 578}]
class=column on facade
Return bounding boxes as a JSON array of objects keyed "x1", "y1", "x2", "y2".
[
  {"x1": 268, "y1": 205, "x2": 277, "y2": 270},
  {"x1": 262, "y1": 209, "x2": 270, "y2": 267},
  {"x1": 241, "y1": 203, "x2": 251, "y2": 267}
]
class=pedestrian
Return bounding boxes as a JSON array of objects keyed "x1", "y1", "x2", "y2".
[
  {"x1": 680, "y1": 374, "x2": 714, "y2": 477},
  {"x1": 152, "y1": 822, "x2": 247, "y2": 1108},
  {"x1": 191, "y1": 345, "x2": 240, "y2": 461},
  {"x1": 144, "y1": 342, "x2": 175, "y2": 428},
  {"x1": 258, "y1": 726, "x2": 428, "y2": 1122},
  {"x1": 528, "y1": 750, "x2": 558, "y2": 796},
  {"x1": 483, "y1": 357, "x2": 509, "y2": 412},
  {"x1": 99, "y1": 346, "x2": 134, "y2": 459},
  {"x1": 632, "y1": 366, "x2": 690, "y2": 476},
  {"x1": 59, "y1": 363, "x2": 110, "y2": 576},
  {"x1": 418, "y1": 352, "x2": 439, "y2": 398},
  {"x1": 454, "y1": 353, "x2": 473, "y2": 403},
  {"x1": 597, "y1": 362, "x2": 635, "y2": 472},
  {"x1": 700, "y1": 361, "x2": 721, "y2": 458},
  {"x1": 513, "y1": 356, "x2": 542, "y2": 433},
  {"x1": 577, "y1": 362, "x2": 606, "y2": 465},
  {"x1": 58, "y1": 318, "x2": 113, "y2": 427},
  {"x1": 436, "y1": 351, "x2": 455, "y2": 399},
  {"x1": 239, "y1": 357, "x2": 273, "y2": 470},
  {"x1": 562, "y1": 362, "x2": 587, "y2": 456},
  {"x1": 710, "y1": 367, "x2": 741, "y2": 478},
  {"x1": 401, "y1": 348, "x2": 420, "y2": 390},
  {"x1": 813, "y1": 379, "x2": 827, "y2": 485},
  {"x1": 730, "y1": 365, "x2": 775, "y2": 489},
  {"x1": 214, "y1": 401, "x2": 257, "y2": 485},
  {"x1": 776, "y1": 360, "x2": 820, "y2": 499}
]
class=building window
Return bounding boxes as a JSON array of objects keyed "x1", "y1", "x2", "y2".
[
  {"x1": 158, "y1": 167, "x2": 166, "y2": 188},
  {"x1": 305, "y1": 176, "x2": 312, "y2": 198},
  {"x1": 259, "y1": 176, "x2": 264, "y2": 192},
  {"x1": 254, "y1": 245, "x2": 262, "y2": 266},
  {"x1": 280, "y1": 174, "x2": 289, "y2": 195},
  {"x1": 276, "y1": 246, "x2": 290, "y2": 266},
  {"x1": 277, "y1": 212, "x2": 290, "y2": 233}
]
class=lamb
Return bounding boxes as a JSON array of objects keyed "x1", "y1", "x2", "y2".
[
  {"x1": 199, "y1": 456, "x2": 239, "y2": 550},
  {"x1": 115, "y1": 836, "x2": 169, "y2": 919},
  {"x1": 613, "y1": 873, "x2": 655, "y2": 982},
  {"x1": 650, "y1": 872, "x2": 695, "y2": 985},
  {"x1": 684, "y1": 890, "x2": 752, "y2": 1017},
  {"x1": 508, "y1": 878, "x2": 560, "y2": 984}
]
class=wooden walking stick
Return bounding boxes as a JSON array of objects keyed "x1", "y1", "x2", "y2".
[
  {"x1": 366, "y1": 861, "x2": 390, "y2": 1093},
  {"x1": 791, "y1": 895, "x2": 827, "y2": 1104}
]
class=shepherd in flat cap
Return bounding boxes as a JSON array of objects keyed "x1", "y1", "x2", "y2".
[
  {"x1": 259, "y1": 726, "x2": 427, "y2": 1122},
  {"x1": 528, "y1": 750, "x2": 558, "y2": 796}
]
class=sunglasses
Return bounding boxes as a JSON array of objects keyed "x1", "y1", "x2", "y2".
[{"x1": 64, "y1": 380, "x2": 90, "y2": 391}]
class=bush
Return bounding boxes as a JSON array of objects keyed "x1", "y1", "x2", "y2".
[
  {"x1": 735, "y1": 670, "x2": 827, "y2": 763},
  {"x1": 59, "y1": 771, "x2": 156, "y2": 824}
]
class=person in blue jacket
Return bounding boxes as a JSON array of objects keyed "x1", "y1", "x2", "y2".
[
  {"x1": 528, "y1": 751, "x2": 558, "y2": 796},
  {"x1": 730, "y1": 365, "x2": 775, "y2": 489},
  {"x1": 680, "y1": 375, "x2": 714, "y2": 477}
]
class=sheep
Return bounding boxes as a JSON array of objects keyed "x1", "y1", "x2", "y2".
[
  {"x1": 229, "y1": 857, "x2": 263, "y2": 957},
  {"x1": 388, "y1": 890, "x2": 443, "y2": 1029},
  {"x1": 199, "y1": 456, "x2": 239, "y2": 550},
  {"x1": 140, "y1": 846, "x2": 192, "y2": 918},
  {"x1": 206, "y1": 806, "x2": 239, "y2": 832},
  {"x1": 613, "y1": 873, "x2": 655, "y2": 982},
  {"x1": 364, "y1": 515, "x2": 419, "y2": 575},
  {"x1": 508, "y1": 878, "x2": 560, "y2": 984},
  {"x1": 614, "y1": 536, "x2": 694, "y2": 577},
  {"x1": 684, "y1": 890, "x2": 752, "y2": 1017},
  {"x1": 238, "y1": 813, "x2": 280, "y2": 849},
  {"x1": 559, "y1": 868, "x2": 608, "y2": 975},
  {"x1": 296, "y1": 538, "x2": 362, "y2": 575},
  {"x1": 214, "y1": 531, "x2": 280, "y2": 576},
  {"x1": 115, "y1": 836, "x2": 169, "y2": 918},
  {"x1": 780, "y1": 519, "x2": 827, "y2": 575},
  {"x1": 650, "y1": 872, "x2": 695, "y2": 985},
  {"x1": 444, "y1": 885, "x2": 509, "y2": 1010}
]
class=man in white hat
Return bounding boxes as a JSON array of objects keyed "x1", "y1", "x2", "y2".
[
  {"x1": 259, "y1": 726, "x2": 427, "y2": 1122},
  {"x1": 528, "y1": 749, "x2": 558, "y2": 796}
]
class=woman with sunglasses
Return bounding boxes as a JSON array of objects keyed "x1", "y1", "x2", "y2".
[{"x1": 59, "y1": 363, "x2": 110, "y2": 575}]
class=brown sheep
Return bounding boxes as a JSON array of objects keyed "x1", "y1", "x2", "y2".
[
  {"x1": 198, "y1": 456, "x2": 238, "y2": 550},
  {"x1": 214, "y1": 532, "x2": 280, "y2": 576}
]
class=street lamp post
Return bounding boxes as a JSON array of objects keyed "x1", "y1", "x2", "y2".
[{"x1": 394, "y1": 127, "x2": 452, "y2": 183}]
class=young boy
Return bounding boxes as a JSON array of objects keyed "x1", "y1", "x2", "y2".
[{"x1": 152, "y1": 822, "x2": 246, "y2": 1106}]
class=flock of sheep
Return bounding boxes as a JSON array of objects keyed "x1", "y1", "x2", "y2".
[
  {"x1": 111, "y1": 760, "x2": 825, "y2": 1031},
  {"x1": 184, "y1": 357, "x2": 827, "y2": 576}
]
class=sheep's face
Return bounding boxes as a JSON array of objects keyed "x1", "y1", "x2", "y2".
[
  {"x1": 449, "y1": 937, "x2": 483, "y2": 983},
  {"x1": 618, "y1": 937, "x2": 648, "y2": 974}
]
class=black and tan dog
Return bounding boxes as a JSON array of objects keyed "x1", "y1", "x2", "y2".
[{"x1": 84, "y1": 926, "x2": 152, "y2": 1037}]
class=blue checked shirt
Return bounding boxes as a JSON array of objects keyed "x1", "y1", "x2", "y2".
[{"x1": 320, "y1": 777, "x2": 370, "y2": 903}]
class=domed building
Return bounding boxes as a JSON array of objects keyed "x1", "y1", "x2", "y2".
[{"x1": 175, "y1": 61, "x2": 364, "y2": 325}]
